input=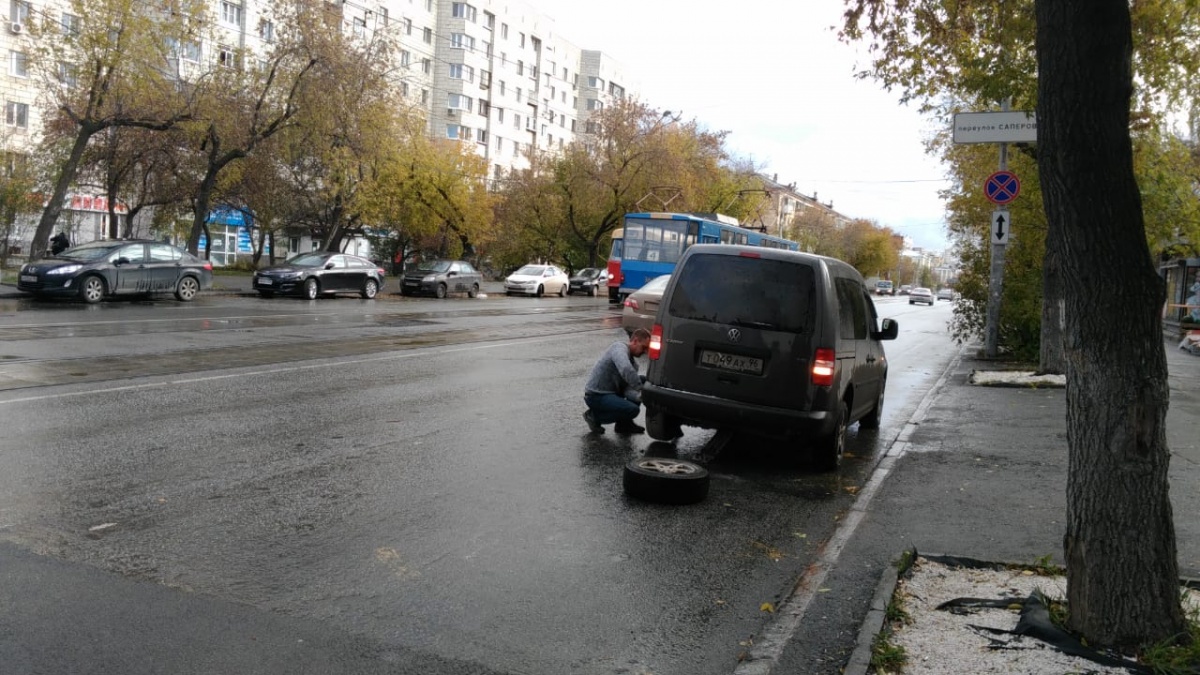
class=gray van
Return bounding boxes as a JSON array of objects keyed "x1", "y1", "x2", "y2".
[{"x1": 641, "y1": 245, "x2": 898, "y2": 470}]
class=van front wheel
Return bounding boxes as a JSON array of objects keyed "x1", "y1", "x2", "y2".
[{"x1": 814, "y1": 402, "x2": 847, "y2": 472}]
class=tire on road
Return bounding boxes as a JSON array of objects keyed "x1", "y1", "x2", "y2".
[
  {"x1": 622, "y1": 457, "x2": 709, "y2": 505},
  {"x1": 174, "y1": 275, "x2": 200, "y2": 302},
  {"x1": 303, "y1": 277, "x2": 320, "y2": 300},
  {"x1": 78, "y1": 275, "x2": 106, "y2": 304},
  {"x1": 361, "y1": 278, "x2": 379, "y2": 299}
]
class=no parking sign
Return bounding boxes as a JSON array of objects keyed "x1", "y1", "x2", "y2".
[{"x1": 985, "y1": 171, "x2": 1020, "y2": 204}]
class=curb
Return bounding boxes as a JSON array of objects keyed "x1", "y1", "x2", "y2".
[{"x1": 843, "y1": 561, "x2": 901, "y2": 675}]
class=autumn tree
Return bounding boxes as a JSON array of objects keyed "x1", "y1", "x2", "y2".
[
  {"x1": 843, "y1": 0, "x2": 1194, "y2": 649},
  {"x1": 25, "y1": 0, "x2": 204, "y2": 257},
  {"x1": 0, "y1": 152, "x2": 40, "y2": 268}
]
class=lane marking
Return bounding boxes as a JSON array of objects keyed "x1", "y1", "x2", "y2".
[
  {"x1": 0, "y1": 331, "x2": 604, "y2": 406},
  {"x1": 731, "y1": 345, "x2": 965, "y2": 675}
]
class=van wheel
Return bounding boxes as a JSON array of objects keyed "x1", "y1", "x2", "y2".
[
  {"x1": 860, "y1": 381, "x2": 885, "y2": 430},
  {"x1": 646, "y1": 407, "x2": 683, "y2": 442},
  {"x1": 622, "y1": 457, "x2": 709, "y2": 505},
  {"x1": 815, "y1": 402, "x2": 848, "y2": 472}
]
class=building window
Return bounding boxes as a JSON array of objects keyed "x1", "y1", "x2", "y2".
[
  {"x1": 588, "y1": 76, "x2": 604, "y2": 89},
  {"x1": 60, "y1": 12, "x2": 80, "y2": 35},
  {"x1": 570, "y1": 119, "x2": 576, "y2": 132},
  {"x1": 220, "y1": 0, "x2": 243, "y2": 27},
  {"x1": 477, "y1": 129, "x2": 488, "y2": 145},
  {"x1": 501, "y1": 23, "x2": 508, "y2": 39},
  {"x1": 5, "y1": 101, "x2": 27, "y2": 128},
  {"x1": 400, "y1": 81, "x2": 409, "y2": 97},
  {"x1": 448, "y1": 93, "x2": 472, "y2": 110},
  {"x1": 448, "y1": 63, "x2": 474, "y2": 82},
  {"x1": 451, "y1": 2, "x2": 476, "y2": 22},
  {"x1": 478, "y1": 100, "x2": 489, "y2": 116},
  {"x1": 8, "y1": 51, "x2": 27, "y2": 78},
  {"x1": 499, "y1": 80, "x2": 505, "y2": 95},
  {"x1": 609, "y1": 83, "x2": 625, "y2": 99},
  {"x1": 425, "y1": 0, "x2": 431, "y2": 10},
  {"x1": 57, "y1": 62, "x2": 78, "y2": 87},
  {"x1": 516, "y1": 60, "x2": 523, "y2": 76},
  {"x1": 515, "y1": 87, "x2": 522, "y2": 102},
  {"x1": 259, "y1": 19, "x2": 275, "y2": 42},
  {"x1": 9, "y1": 0, "x2": 29, "y2": 24},
  {"x1": 400, "y1": 50, "x2": 410, "y2": 67},
  {"x1": 587, "y1": 99, "x2": 603, "y2": 111},
  {"x1": 217, "y1": 45, "x2": 238, "y2": 69},
  {"x1": 513, "y1": 113, "x2": 520, "y2": 130},
  {"x1": 450, "y1": 33, "x2": 474, "y2": 50},
  {"x1": 496, "y1": 108, "x2": 504, "y2": 123},
  {"x1": 423, "y1": 27, "x2": 432, "y2": 44},
  {"x1": 518, "y1": 32, "x2": 525, "y2": 47},
  {"x1": 421, "y1": 58, "x2": 431, "y2": 74},
  {"x1": 404, "y1": 17, "x2": 412, "y2": 35},
  {"x1": 480, "y1": 70, "x2": 490, "y2": 89},
  {"x1": 380, "y1": 8, "x2": 388, "y2": 26},
  {"x1": 352, "y1": 16, "x2": 366, "y2": 38},
  {"x1": 421, "y1": 89, "x2": 429, "y2": 104},
  {"x1": 495, "y1": 137, "x2": 503, "y2": 153},
  {"x1": 446, "y1": 124, "x2": 460, "y2": 139}
]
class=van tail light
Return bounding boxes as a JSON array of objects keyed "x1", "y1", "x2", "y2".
[
  {"x1": 812, "y1": 348, "x2": 835, "y2": 387},
  {"x1": 649, "y1": 324, "x2": 663, "y2": 360}
]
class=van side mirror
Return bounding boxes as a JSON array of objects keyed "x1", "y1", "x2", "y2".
[{"x1": 874, "y1": 318, "x2": 899, "y2": 340}]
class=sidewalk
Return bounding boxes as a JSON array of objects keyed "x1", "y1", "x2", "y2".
[{"x1": 772, "y1": 340, "x2": 1200, "y2": 674}]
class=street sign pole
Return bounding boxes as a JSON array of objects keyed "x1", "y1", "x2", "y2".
[{"x1": 984, "y1": 100, "x2": 1011, "y2": 359}]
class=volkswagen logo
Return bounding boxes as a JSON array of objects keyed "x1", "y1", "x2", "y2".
[{"x1": 727, "y1": 328, "x2": 741, "y2": 343}]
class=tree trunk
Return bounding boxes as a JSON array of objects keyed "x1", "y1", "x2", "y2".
[
  {"x1": 1036, "y1": 0, "x2": 1183, "y2": 649},
  {"x1": 1039, "y1": 233, "x2": 1066, "y2": 374},
  {"x1": 32, "y1": 126, "x2": 96, "y2": 258}
]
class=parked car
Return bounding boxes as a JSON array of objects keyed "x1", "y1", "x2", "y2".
[
  {"x1": 17, "y1": 239, "x2": 213, "y2": 303},
  {"x1": 504, "y1": 264, "x2": 569, "y2": 297},
  {"x1": 567, "y1": 267, "x2": 610, "y2": 296},
  {"x1": 400, "y1": 259, "x2": 482, "y2": 298},
  {"x1": 875, "y1": 280, "x2": 895, "y2": 296},
  {"x1": 936, "y1": 288, "x2": 955, "y2": 302},
  {"x1": 641, "y1": 245, "x2": 898, "y2": 470},
  {"x1": 909, "y1": 287, "x2": 935, "y2": 305},
  {"x1": 621, "y1": 274, "x2": 671, "y2": 334},
  {"x1": 253, "y1": 252, "x2": 386, "y2": 299}
]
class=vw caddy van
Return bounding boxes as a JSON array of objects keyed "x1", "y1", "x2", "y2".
[{"x1": 641, "y1": 245, "x2": 898, "y2": 470}]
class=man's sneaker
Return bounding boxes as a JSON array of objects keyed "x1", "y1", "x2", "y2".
[
  {"x1": 614, "y1": 420, "x2": 645, "y2": 434},
  {"x1": 583, "y1": 411, "x2": 604, "y2": 434}
]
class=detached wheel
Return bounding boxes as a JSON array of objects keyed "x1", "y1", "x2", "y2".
[
  {"x1": 303, "y1": 277, "x2": 320, "y2": 300},
  {"x1": 468, "y1": 283, "x2": 479, "y2": 298},
  {"x1": 436, "y1": 283, "x2": 447, "y2": 299},
  {"x1": 859, "y1": 380, "x2": 885, "y2": 430},
  {"x1": 174, "y1": 276, "x2": 200, "y2": 302},
  {"x1": 623, "y1": 458, "x2": 709, "y2": 505},
  {"x1": 78, "y1": 275, "x2": 106, "y2": 304},
  {"x1": 814, "y1": 402, "x2": 848, "y2": 472},
  {"x1": 361, "y1": 278, "x2": 379, "y2": 299}
]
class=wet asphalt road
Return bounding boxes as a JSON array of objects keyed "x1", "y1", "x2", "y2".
[{"x1": 0, "y1": 291, "x2": 958, "y2": 674}]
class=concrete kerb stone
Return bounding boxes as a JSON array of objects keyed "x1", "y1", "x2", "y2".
[{"x1": 843, "y1": 560, "x2": 902, "y2": 675}]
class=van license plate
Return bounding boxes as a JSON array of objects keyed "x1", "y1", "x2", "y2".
[{"x1": 700, "y1": 350, "x2": 763, "y2": 375}]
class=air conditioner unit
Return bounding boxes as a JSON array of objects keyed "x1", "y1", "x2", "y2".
[
  {"x1": 446, "y1": 108, "x2": 457, "y2": 117},
  {"x1": 9, "y1": 22, "x2": 23, "y2": 34}
]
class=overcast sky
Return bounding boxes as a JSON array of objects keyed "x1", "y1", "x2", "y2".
[{"x1": 529, "y1": 0, "x2": 953, "y2": 251}]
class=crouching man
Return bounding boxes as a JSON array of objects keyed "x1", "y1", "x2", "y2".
[{"x1": 582, "y1": 328, "x2": 651, "y2": 434}]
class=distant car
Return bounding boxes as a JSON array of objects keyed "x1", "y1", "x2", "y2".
[
  {"x1": 504, "y1": 264, "x2": 569, "y2": 297},
  {"x1": 17, "y1": 239, "x2": 213, "y2": 303},
  {"x1": 253, "y1": 252, "x2": 386, "y2": 299},
  {"x1": 567, "y1": 267, "x2": 610, "y2": 296},
  {"x1": 622, "y1": 274, "x2": 671, "y2": 334},
  {"x1": 875, "y1": 280, "x2": 895, "y2": 296},
  {"x1": 400, "y1": 259, "x2": 482, "y2": 298},
  {"x1": 909, "y1": 287, "x2": 935, "y2": 305},
  {"x1": 936, "y1": 288, "x2": 955, "y2": 302},
  {"x1": 899, "y1": 284, "x2": 912, "y2": 295}
]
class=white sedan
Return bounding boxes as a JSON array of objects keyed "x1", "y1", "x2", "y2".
[{"x1": 504, "y1": 264, "x2": 570, "y2": 297}]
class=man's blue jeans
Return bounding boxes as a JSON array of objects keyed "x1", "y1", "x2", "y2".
[{"x1": 584, "y1": 393, "x2": 640, "y2": 425}]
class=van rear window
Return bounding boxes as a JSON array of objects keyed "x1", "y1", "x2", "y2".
[{"x1": 667, "y1": 255, "x2": 815, "y2": 333}]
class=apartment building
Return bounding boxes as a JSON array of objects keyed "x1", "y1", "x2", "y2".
[
  {"x1": 758, "y1": 173, "x2": 851, "y2": 243},
  {"x1": 0, "y1": 0, "x2": 635, "y2": 254}
]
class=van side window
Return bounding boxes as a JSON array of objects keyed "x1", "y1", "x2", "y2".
[
  {"x1": 835, "y1": 278, "x2": 868, "y2": 339},
  {"x1": 863, "y1": 291, "x2": 881, "y2": 333}
]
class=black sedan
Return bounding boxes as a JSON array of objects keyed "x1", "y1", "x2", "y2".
[
  {"x1": 18, "y1": 239, "x2": 213, "y2": 303},
  {"x1": 253, "y1": 253, "x2": 385, "y2": 299},
  {"x1": 567, "y1": 268, "x2": 610, "y2": 296},
  {"x1": 400, "y1": 259, "x2": 483, "y2": 298}
]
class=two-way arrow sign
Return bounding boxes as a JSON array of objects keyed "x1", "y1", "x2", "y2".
[{"x1": 992, "y1": 210, "x2": 1011, "y2": 245}]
